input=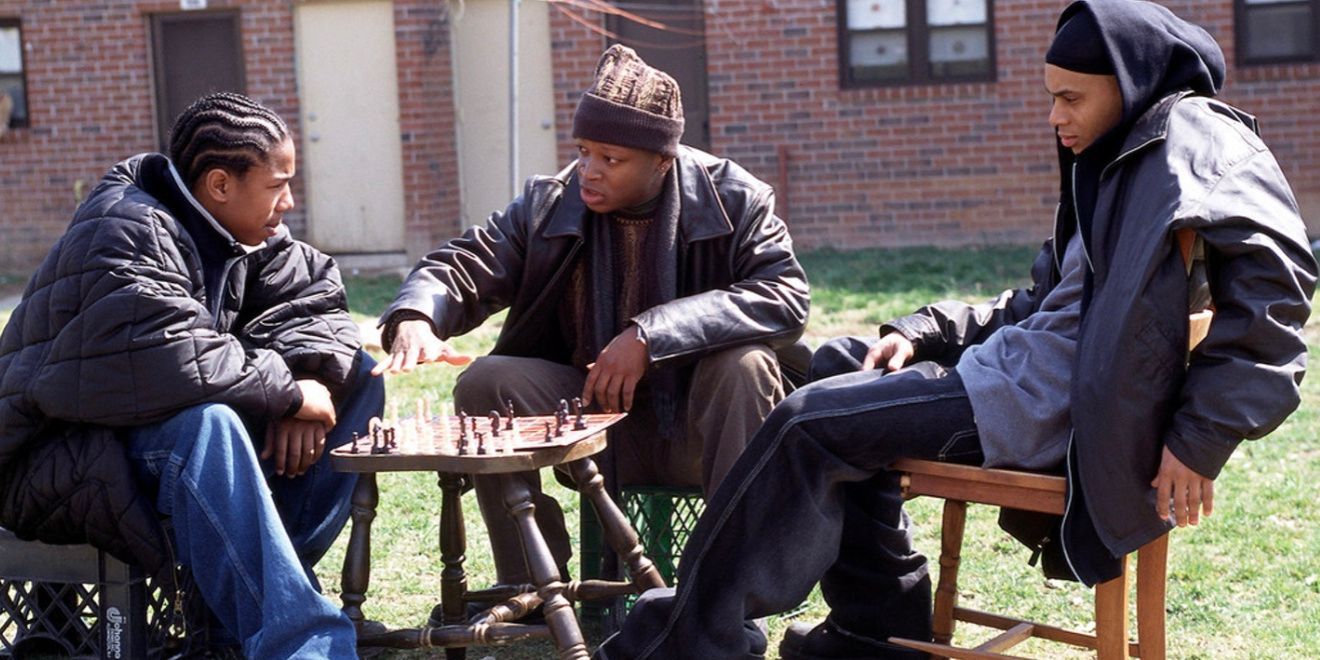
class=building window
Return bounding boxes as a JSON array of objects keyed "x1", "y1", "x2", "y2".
[
  {"x1": 1236, "y1": 0, "x2": 1319, "y2": 64},
  {"x1": 0, "y1": 18, "x2": 27, "y2": 129},
  {"x1": 839, "y1": 0, "x2": 994, "y2": 87}
]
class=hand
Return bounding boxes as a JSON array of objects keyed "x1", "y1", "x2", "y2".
[
  {"x1": 861, "y1": 334, "x2": 916, "y2": 372},
  {"x1": 294, "y1": 378, "x2": 337, "y2": 428},
  {"x1": 582, "y1": 326, "x2": 648, "y2": 413},
  {"x1": 262, "y1": 418, "x2": 328, "y2": 477},
  {"x1": 1151, "y1": 446, "x2": 1215, "y2": 527},
  {"x1": 372, "y1": 319, "x2": 473, "y2": 376}
]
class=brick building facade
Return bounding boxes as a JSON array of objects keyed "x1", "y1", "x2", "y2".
[
  {"x1": 549, "y1": 0, "x2": 1320, "y2": 250},
  {"x1": 1, "y1": 1, "x2": 1317, "y2": 273},
  {"x1": 0, "y1": 1, "x2": 459, "y2": 273}
]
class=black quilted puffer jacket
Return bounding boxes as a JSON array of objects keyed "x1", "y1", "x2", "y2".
[{"x1": 0, "y1": 153, "x2": 361, "y2": 575}]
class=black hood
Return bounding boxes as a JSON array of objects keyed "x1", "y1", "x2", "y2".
[
  {"x1": 1059, "y1": 0, "x2": 1225, "y2": 127},
  {"x1": 1053, "y1": 0, "x2": 1226, "y2": 270}
]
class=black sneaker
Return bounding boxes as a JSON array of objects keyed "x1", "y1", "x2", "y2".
[
  {"x1": 778, "y1": 619, "x2": 929, "y2": 660},
  {"x1": 744, "y1": 617, "x2": 768, "y2": 659}
]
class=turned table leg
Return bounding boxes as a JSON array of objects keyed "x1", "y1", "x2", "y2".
[
  {"x1": 426, "y1": 472, "x2": 471, "y2": 660},
  {"x1": 340, "y1": 472, "x2": 378, "y2": 630},
  {"x1": 567, "y1": 456, "x2": 666, "y2": 592},
  {"x1": 501, "y1": 473, "x2": 589, "y2": 660}
]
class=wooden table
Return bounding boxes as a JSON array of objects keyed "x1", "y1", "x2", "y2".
[{"x1": 330, "y1": 413, "x2": 666, "y2": 660}]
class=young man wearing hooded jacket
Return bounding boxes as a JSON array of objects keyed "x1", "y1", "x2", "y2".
[
  {"x1": 594, "y1": 2, "x2": 1317, "y2": 659},
  {"x1": 0, "y1": 92, "x2": 382, "y2": 658}
]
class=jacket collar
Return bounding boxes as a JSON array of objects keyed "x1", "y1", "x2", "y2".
[
  {"x1": 163, "y1": 160, "x2": 266, "y2": 255},
  {"x1": 1101, "y1": 90, "x2": 1194, "y2": 180},
  {"x1": 128, "y1": 153, "x2": 269, "y2": 258},
  {"x1": 542, "y1": 146, "x2": 736, "y2": 242}
]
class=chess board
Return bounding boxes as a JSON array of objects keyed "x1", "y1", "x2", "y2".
[{"x1": 333, "y1": 412, "x2": 629, "y2": 458}]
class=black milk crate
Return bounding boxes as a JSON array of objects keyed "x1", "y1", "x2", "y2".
[{"x1": 0, "y1": 528, "x2": 203, "y2": 659}]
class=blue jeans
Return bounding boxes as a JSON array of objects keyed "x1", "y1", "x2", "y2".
[
  {"x1": 596, "y1": 337, "x2": 984, "y2": 659},
  {"x1": 126, "y1": 351, "x2": 384, "y2": 659}
]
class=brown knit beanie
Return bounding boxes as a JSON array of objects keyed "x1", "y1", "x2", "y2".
[{"x1": 572, "y1": 44, "x2": 684, "y2": 157}]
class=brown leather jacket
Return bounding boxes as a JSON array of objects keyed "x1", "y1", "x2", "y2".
[{"x1": 382, "y1": 146, "x2": 810, "y2": 375}]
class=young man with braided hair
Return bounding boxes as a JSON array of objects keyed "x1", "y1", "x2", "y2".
[
  {"x1": 0, "y1": 92, "x2": 381, "y2": 658},
  {"x1": 375, "y1": 45, "x2": 809, "y2": 632}
]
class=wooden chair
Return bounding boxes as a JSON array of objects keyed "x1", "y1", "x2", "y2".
[
  {"x1": 886, "y1": 460, "x2": 1169, "y2": 659},
  {"x1": 886, "y1": 231, "x2": 1212, "y2": 658}
]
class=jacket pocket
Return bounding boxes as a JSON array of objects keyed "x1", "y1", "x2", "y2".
[{"x1": 1133, "y1": 317, "x2": 1179, "y2": 388}]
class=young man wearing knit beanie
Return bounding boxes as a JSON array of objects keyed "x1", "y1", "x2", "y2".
[
  {"x1": 374, "y1": 43, "x2": 809, "y2": 638},
  {"x1": 594, "y1": 1, "x2": 1315, "y2": 659}
]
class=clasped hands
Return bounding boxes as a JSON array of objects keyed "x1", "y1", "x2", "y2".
[
  {"x1": 861, "y1": 333, "x2": 1213, "y2": 527},
  {"x1": 263, "y1": 378, "x2": 337, "y2": 478}
]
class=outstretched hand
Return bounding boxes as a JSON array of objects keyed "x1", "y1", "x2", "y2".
[
  {"x1": 583, "y1": 325, "x2": 648, "y2": 413},
  {"x1": 862, "y1": 333, "x2": 916, "y2": 372},
  {"x1": 1151, "y1": 446, "x2": 1215, "y2": 527},
  {"x1": 372, "y1": 319, "x2": 473, "y2": 375}
]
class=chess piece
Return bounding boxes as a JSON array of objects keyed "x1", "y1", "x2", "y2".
[
  {"x1": 573, "y1": 396, "x2": 587, "y2": 431},
  {"x1": 504, "y1": 399, "x2": 515, "y2": 430},
  {"x1": 439, "y1": 401, "x2": 452, "y2": 452},
  {"x1": 489, "y1": 410, "x2": 501, "y2": 438},
  {"x1": 350, "y1": 432, "x2": 360, "y2": 454},
  {"x1": 543, "y1": 421, "x2": 552, "y2": 443},
  {"x1": 476, "y1": 431, "x2": 487, "y2": 455}
]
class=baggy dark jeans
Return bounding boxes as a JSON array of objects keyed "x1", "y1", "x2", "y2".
[{"x1": 595, "y1": 336, "x2": 984, "y2": 659}]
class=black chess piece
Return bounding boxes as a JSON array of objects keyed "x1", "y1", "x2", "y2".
[
  {"x1": 385, "y1": 429, "x2": 397, "y2": 452},
  {"x1": 572, "y1": 396, "x2": 587, "y2": 431},
  {"x1": 504, "y1": 399, "x2": 516, "y2": 430},
  {"x1": 350, "y1": 432, "x2": 360, "y2": 454},
  {"x1": 458, "y1": 409, "x2": 469, "y2": 441},
  {"x1": 489, "y1": 410, "x2": 501, "y2": 437},
  {"x1": 543, "y1": 422, "x2": 552, "y2": 443},
  {"x1": 476, "y1": 432, "x2": 487, "y2": 455}
]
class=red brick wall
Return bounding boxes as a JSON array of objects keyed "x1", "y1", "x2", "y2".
[
  {"x1": 550, "y1": 0, "x2": 1320, "y2": 249},
  {"x1": 0, "y1": 0, "x2": 459, "y2": 273},
  {"x1": 393, "y1": 2, "x2": 461, "y2": 257}
]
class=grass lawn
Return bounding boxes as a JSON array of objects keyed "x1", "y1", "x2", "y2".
[{"x1": 4, "y1": 243, "x2": 1317, "y2": 658}]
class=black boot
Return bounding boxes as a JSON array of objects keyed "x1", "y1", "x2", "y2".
[{"x1": 778, "y1": 618, "x2": 929, "y2": 660}]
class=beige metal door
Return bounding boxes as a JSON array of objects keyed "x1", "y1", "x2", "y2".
[
  {"x1": 452, "y1": 0, "x2": 558, "y2": 228},
  {"x1": 295, "y1": 0, "x2": 405, "y2": 254}
]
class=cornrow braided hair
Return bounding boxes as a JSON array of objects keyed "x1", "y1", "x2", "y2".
[{"x1": 168, "y1": 91, "x2": 289, "y2": 188}]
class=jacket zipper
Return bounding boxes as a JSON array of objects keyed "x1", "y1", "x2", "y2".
[
  {"x1": 1059, "y1": 433, "x2": 1083, "y2": 582},
  {"x1": 209, "y1": 255, "x2": 243, "y2": 330},
  {"x1": 1051, "y1": 203, "x2": 1065, "y2": 274},
  {"x1": 158, "y1": 518, "x2": 187, "y2": 632},
  {"x1": 1071, "y1": 163, "x2": 1095, "y2": 274}
]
